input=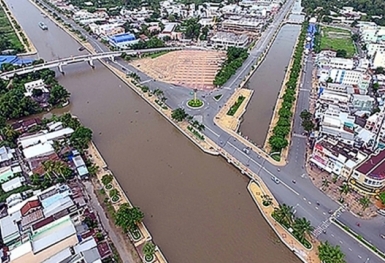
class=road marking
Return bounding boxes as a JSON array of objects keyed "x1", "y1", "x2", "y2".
[
  {"x1": 339, "y1": 240, "x2": 343, "y2": 244},
  {"x1": 303, "y1": 197, "x2": 306, "y2": 200},
  {"x1": 358, "y1": 255, "x2": 362, "y2": 259},
  {"x1": 226, "y1": 142, "x2": 300, "y2": 195},
  {"x1": 205, "y1": 126, "x2": 220, "y2": 137},
  {"x1": 292, "y1": 133, "x2": 307, "y2": 138},
  {"x1": 315, "y1": 206, "x2": 318, "y2": 210},
  {"x1": 348, "y1": 248, "x2": 352, "y2": 251},
  {"x1": 323, "y1": 212, "x2": 326, "y2": 215},
  {"x1": 331, "y1": 234, "x2": 335, "y2": 237},
  {"x1": 308, "y1": 201, "x2": 311, "y2": 205},
  {"x1": 140, "y1": 79, "x2": 152, "y2": 84},
  {"x1": 223, "y1": 87, "x2": 231, "y2": 90}
]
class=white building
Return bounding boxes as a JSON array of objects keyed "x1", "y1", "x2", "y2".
[
  {"x1": 24, "y1": 79, "x2": 49, "y2": 97},
  {"x1": 88, "y1": 23, "x2": 125, "y2": 36},
  {"x1": 367, "y1": 43, "x2": 385, "y2": 58},
  {"x1": 2, "y1": 177, "x2": 25, "y2": 192},
  {"x1": 318, "y1": 57, "x2": 354, "y2": 70},
  {"x1": 373, "y1": 50, "x2": 385, "y2": 69},
  {"x1": 329, "y1": 69, "x2": 371, "y2": 93},
  {"x1": 210, "y1": 32, "x2": 249, "y2": 49}
]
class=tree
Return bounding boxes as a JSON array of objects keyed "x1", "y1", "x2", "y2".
[
  {"x1": 273, "y1": 125, "x2": 290, "y2": 137},
  {"x1": 272, "y1": 204, "x2": 293, "y2": 227},
  {"x1": 375, "y1": 67, "x2": 384, "y2": 74},
  {"x1": 339, "y1": 184, "x2": 350, "y2": 196},
  {"x1": 300, "y1": 110, "x2": 312, "y2": 120},
  {"x1": 293, "y1": 217, "x2": 314, "y2": 242},
  {"x1": 109, "y1": 188, "x2": 120, "y2": 201},
  {"x1": 115, "y1": 203, "x2": 144, "y2": 232},
  {"x1": 336, "y1": 49, "x2": 347, "y2": 58},
  {"x1": 268, "y1": 136, "x2": 288, "y2": 151},
  {"x1": 318, "y1": 241, "x2": 346, "y2": 263},
  {"x1": 373, "y1": 83, "x2": 380, "y2": 91},
  {"x1": 351, "y1": 33, "x2": 360, "y2": 42},
  {"x1": 70, "y1": 126, "x2": 93, "y2": 150},
  {"x1": 379, "y1": 192, "x2": 385, "y2": 205},
  {"x1": 302, "y1": 119, "x2": 315, "y2": 132},
  {"x1": 32, "y1": 89, "x2": 43, "y2": 97},
  {"x1": 261, "y1": 194, "x2": 273, "y2": 206},
  {"x1": 101, "y1": 174, "x2": 113, "y2": 186},
  {"x1": 171, "y1": 108, "x2": 187, "y2": 122},
  {"x1": 143, "y1": 241, "x2": 156, "y2": 261},
  {"x1": 359, "y1": 196, "x2": 371, "y2": 211},
  {"x1": 48, "y1": 84, "x2": 70, "y2": 105}
]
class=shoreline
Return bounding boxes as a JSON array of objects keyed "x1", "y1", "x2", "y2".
[{"x1": 0, "y1": 0, "x2": 37, "y2": 55}]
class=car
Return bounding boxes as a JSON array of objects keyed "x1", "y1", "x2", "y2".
[
  {"x1": 78, "y1": 46, "x2": 85, "y2": 51},
  {"x1": 271, "y1": 176, "x2": 280, "y2": 184}
]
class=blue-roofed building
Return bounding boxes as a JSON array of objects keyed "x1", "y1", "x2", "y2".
[
  {"x1": 0, "y1": 55, "x2": 34, "y2": 69},
  {"x1": 108, "y1": 33, "x2": 139, "y2": 49}
]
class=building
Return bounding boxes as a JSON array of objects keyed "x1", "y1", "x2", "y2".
[
  {"x1": 328, "y1": 69, "x2": 371, "y2": 93},
  {"x1": 317, "y1": 57, "x2": 354, "y2": 70},
  {"x1": 88, "y1": 23, "x2": 125, "y2": 36},
  {"x1": 349, "y1": 150, "x2": 385, "y2": 194},
  {"x1": 0, "y1": 146, "x2": 16, "y2": 166},
  {"x1": 350, "y1": 94, "x2": 375, "y2": 112},
  {"x1": 367, "y1": 43, "x2": 385, "y2": 58},
  {"x1": 1, "y1": 176, "x2": 25, "y2": 192},
  {"x1": 373, "y1": 49, "x2": 385, "y2": 69},
  {"x1": 23, "y1": 79, "x2": 49, "y2": 97},
  {"x1": 310, "y1": 136, "x2": 367, "y2": 178},
  {"x1": 18, "y1": 127, "x2": 74, "y2": 149},
  {"x1": 108, "y1": 33, "x2": 139, "y2": 49},
  {"x1": 210, "y1": 32, "x2": 249, "y2": 49},
  {"x1": 0, "y1": 183, "x2": 97, "y2": 262},
  {"x1": 71, "y1": 150, "x2": 89, "y2": 179},
  {"x1": 221, "y1": 17, "x2": 262, "y2": 32}
]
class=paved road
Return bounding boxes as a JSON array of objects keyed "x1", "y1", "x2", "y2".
[{"x1": 38, "y1": 1, "x2": 385, "y2": 262}]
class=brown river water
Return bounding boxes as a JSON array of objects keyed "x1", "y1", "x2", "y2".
[{"x1": 5, "y1": 0, "x2": 301, "y2": 262}]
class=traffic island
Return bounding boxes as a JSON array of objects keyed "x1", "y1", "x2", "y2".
[
  {"x1": 187, "y1": 98, "x2": 204, "y2": 109},
  {"x1": 248, "y1": 181, "x2": 321, "y2": 263}
]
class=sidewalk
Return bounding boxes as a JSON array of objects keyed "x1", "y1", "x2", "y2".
[
  {"x1": 248, "y1": 181, "x2": 321, "y2": 263},
  {"x1": 306, "y1": 164, "x2": 377, "y2": 219}
]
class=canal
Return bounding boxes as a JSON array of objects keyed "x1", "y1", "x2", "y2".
[
  {"x1": 240, "y1": 24, "x2": 301, "y2": 146},
  {"x1": 6, "y1": 0, "x2": 301, "y2": 262}
]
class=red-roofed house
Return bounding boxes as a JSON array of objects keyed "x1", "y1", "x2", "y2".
[
  {"x1": 21, "y1": 200, "x2": 41, "y2": 216},
  {"x1": 349, "y1": 150, "x2": 385, "y2": 194}
]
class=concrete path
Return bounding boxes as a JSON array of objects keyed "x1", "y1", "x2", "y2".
[{"x1": 84, "y1": 181, "x2": 138, "y2": 263}]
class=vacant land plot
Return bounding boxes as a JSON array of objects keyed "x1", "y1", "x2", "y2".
[
  {"x1": 132, "y1": 50, "x2": 226, "y2": 90},
  {"x1": 320, "y1": 26, "x2": 356, "y2": 57},
  {"x1": 0, "y1": 4, "x2": 24, "y2": 52}
]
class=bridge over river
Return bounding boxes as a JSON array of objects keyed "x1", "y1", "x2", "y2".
[{"x1": 0, "y1": 47, "x2": 183, "y2": 79}]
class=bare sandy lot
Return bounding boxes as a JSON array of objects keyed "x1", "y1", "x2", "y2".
[{"x1": 131, "y1": 50, "x2": 226, "y2": 90}]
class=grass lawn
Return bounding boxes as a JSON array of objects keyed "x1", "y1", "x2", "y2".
[
  {"x1": 320, "y1": 26, "x2": 356, "y2": 57},
  {"x1": 0, "y1": 5, "x2": 24, "y2": 52}
]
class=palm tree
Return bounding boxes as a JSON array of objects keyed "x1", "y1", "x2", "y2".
[
  {"x1": 318, "y1": 241, "x2": 346, "y2": 263},
  {"x1": 359, "y1": 196, "x2": 371, "y2": 211},
  {"x1": 339, "y1": 184, "x2": 350, "y2": 196},
  {"x1": 292, "y1": 217, "x2": 314, "y2": 242},
  {"x1": 261, "y1": 194, "x2": 273, "y2": 206},
  {"x1": 87, "y1": 164, "x2": 99, "y2": 176},
  {"x1": 197, "y1": 124, "x2": 205, "y2": 131},
  {"x1": 273, "y1": 204, "x2": 294, "y2": 226},
  {"x1": 0, "y1": 125, "x2": 19, "y2": 142},
  {"x1": 322, "y1": 179, "x2": 331, "y2": 188}
]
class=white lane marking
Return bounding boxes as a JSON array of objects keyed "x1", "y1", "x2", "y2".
[
  {"x1": 358, "y1": 255, "x2": 362, "y2": 259},
  {"x1": 348, "y1": 248, "x2": 352, "y2": 251},
  {"x1": 205, "y1": 126, "x2": 220, "y2": 137},
  {"x1": 331, "y1": 234, "x2": 335, "y2": 237},
  {"x1": 315, "y1": 206, "x2": 319, "y2": 210}
]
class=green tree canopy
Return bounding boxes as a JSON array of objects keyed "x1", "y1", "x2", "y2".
[
  {"x1": 318, "y1": 241, "x2": 346, "y2": 263},
  {"x1": 115, "y1": 203, "x2": 144, "y2": 232}
]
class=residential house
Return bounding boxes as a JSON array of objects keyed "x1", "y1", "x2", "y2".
[
  {"x1": 23, "y1": 79, "x2": 49, "y2": 97},
  {"x1": 0, "y1": 146, "x2": 16, "y2": 167},
  {"x1": 71, "y1": 150, "x2": 89, "y2": 179},
  {"x1": 310, "y1": 136, "x2": 367, "y2": 178},
  {"x1": 350, "y1": 94, "x2": 374, "y2": 112},
  {"x1": 317, "y1": 57, "x2": 354, "y2": 70},
  {"x1": 1, "y1": 176, "x2": 25, "y2": 192},
  {"x1": 328, "y1": 69, "x2": 371, "y2": 93}
]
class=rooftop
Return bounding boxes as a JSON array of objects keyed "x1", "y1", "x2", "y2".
[
  {"x1": 109, "y1": 33, "x2": 136, "y2": 43},
  {"x1": 18, "y1": 128, "x2": 74, "y2": 149},
  {"x1": 315, "y1": 137, "x2": 359, "y2": 161},
  {"x1": 356, "y1": 150, "x2": 385, "y2": 180}
]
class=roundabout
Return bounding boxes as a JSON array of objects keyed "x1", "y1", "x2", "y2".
[{"x1": 187, "y1": 98, "x2": 204, "y2": 109}]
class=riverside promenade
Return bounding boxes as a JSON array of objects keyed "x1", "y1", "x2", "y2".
[{"x1": 87, "y1": 141, "x2": 168, "y2": 263}]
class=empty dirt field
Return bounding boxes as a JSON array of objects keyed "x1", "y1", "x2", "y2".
[{"x1": 131, "y1": 50, "x2": 226, "y2": 90}]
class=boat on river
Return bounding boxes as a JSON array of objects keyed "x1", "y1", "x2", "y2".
[{"x1": 39, "y1": 21, "x2": 48, "y2": 30}]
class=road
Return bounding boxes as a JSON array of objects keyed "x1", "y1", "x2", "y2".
[{"x1": 33, "y1": 0, "x2": 385, "y2": 262}]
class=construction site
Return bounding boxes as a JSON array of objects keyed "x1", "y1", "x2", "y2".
[{"x1": 131, "y1": 50, "x2": 226, "y2": 90}]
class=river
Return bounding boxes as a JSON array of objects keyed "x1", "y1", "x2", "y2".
[
  {"x1": 240, "y1": 24, "x2": 301, "y2": 146},
  {"x1": 6, "y1": 0, "x2": 301, "y2": 262}
]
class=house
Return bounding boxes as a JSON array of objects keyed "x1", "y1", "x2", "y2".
[
  {"x1": 350, "y1": 94, "x2": 374, "y2": 112},
  {"x1": 0, "y1": 146, "x2": 16, "y2": 166},
  {"x1": 349, "y1": 150, "x2": 385, "y2": 194},
  {"x1": 2, "y1": 176, "x2": 25, "y2": 192},
  {"x1": 18, "y1": 127, "x2": 74, "y2": 149},
  {"x1": 23, "y1": 79, "x2": 49, "y2": 97},
  {"x1": 310, "y1": 136, "x2": 367, "y2": 177},
  {"x1": 328, "y1": 69, "x2": 371, "y2": 93},
  {"x1": 22, "y1": 142, "x2": 55, "y2": 160},
  {"x1": 71, "y1": 150, "x2": 89, "y2": 179}
]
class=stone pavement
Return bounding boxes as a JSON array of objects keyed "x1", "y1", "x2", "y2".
[
  {"x1": 306, "y1": 164, "x2": 377, "y2": 219},
  {"x1": 248, "y1": 182, "x2": 321, "y2": 263}
]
